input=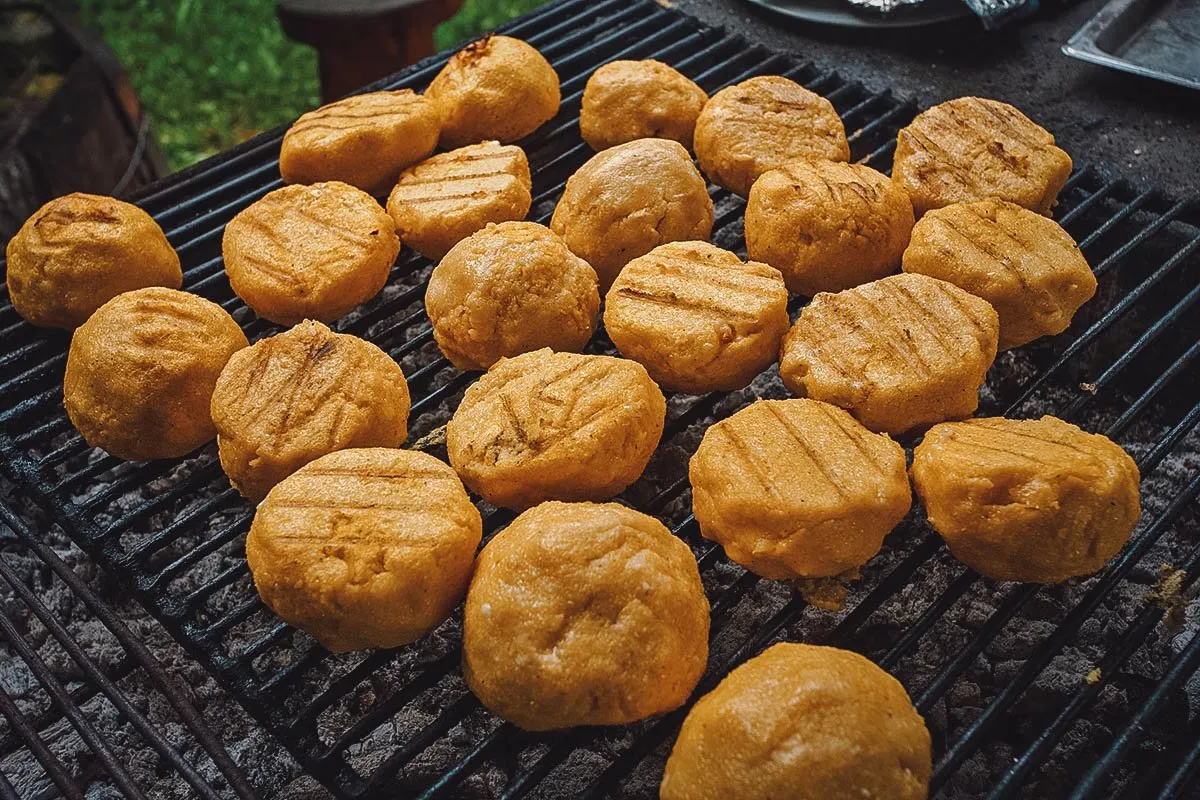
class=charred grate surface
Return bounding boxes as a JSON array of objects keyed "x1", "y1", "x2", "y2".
[{"x1": 1, "y1": 0, "x2": 1200, "y2": 796}]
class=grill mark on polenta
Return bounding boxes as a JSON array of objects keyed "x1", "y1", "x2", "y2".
[
  {"x1": 390, "y1": 190, "x2": 494, "y2": 206},
  {"x1": 763, "y1": 403, "x2": 846, "y2": 499},
  {"x1": 795, "y1": 307, "x2": 858, "y2": 383},
  {"x1": 288, "y1": 208, "x2": 374, "y2": 248},
  {"x1": 233, "y1": 251, "x2": 299, "y2": 287},
  {"x1": 397, "y1": 167, "x2": 517, "y2": 188},
  {"x1": 612, "y1": 286, "x2": 759, "y2": 322},
  {"x1": 814, "y1": 403, "x2": 889, "y2": 480},
  {"x1": 966, "y1": 98, "x2": 1046, "y2": 152},
  {"x1": 968, "y1": 421, "x2": 1099, "y2": 459},
  {"x1": 886, "y1": 280, "x2": 957, "y2": 360},
  {"x1": 720, "y1": 424, "x2": 781, "y2": 500},
  {"x1": 902, "y1": 128, "x2": 974, "y2": 190},
  {"x1": 960, "y1": 206, "x2": 1061, "y2": 281},
  {"x1": 268, "y1": 499, "x2": 431, "y2": 512},
  {"x1": 299, "y1": 468, "x2": 452, "y2": 481},
  {"x1": 931, "y1": 280, "x2": 992, "y2": 339},
  {"x1": 631, "y1": 261, "x2": 780, "y2": 302},
  {"x1": 844, "y1": 290, "x2": 934, "y2": 378},
  {"x1": 933, "y1": 215, "x2": 1027, "y2": 289}
]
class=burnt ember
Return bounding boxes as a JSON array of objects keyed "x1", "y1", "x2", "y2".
[{"x1": 2, "y1": 0, "x2": 1200, "y2": 797}]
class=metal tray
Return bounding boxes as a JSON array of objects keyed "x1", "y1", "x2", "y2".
[{"x1": 1064, "y1": 0, "x2": 1200, "y2": 90}]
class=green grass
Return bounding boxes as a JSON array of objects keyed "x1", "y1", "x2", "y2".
[{"x1": 71, "y1": 0, "x2": 549, "y2": 171}]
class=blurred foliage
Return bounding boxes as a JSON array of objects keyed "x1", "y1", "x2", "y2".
[{"x1": 70, "y1": 0, "x2": 549, "y2": 171}]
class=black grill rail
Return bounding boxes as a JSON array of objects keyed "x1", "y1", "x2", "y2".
[
  {"x1": 1, "y1": 0, "x2": 1200, "y2": 796},
  {"x1": 0, "y1": 500, "x2": 256, "y2": 799}
]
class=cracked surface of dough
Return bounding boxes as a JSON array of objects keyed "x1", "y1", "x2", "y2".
[
  {"x1": 64, "y1": 287, "x2": 248, "y2": 461},
  {"x1": 6, "y1": 192, "x2": 182, "y2": 329},
  {"x1": 463, "y1": 501, "x2": 708, "y2": 730},
  {"x1": 211, "y1": 320, "x2": 410, "y2": 501},
  {"x1": 779, "y1": 273, "x2": 999, "y2": 435},
  {"x1": 603, "y1": 242, "x2": 788, "y2": 393},
  {"x1": 580, "y1": 60, "x2": 708, "y2": 151},
  {"x1": 279, "y1": 90, "x2": 441, "y2": 195},
  {"x1": 387, "y1": 141, "x2": 532, "y2": 261},
  {"x1": 903, "y1": 198, "x2": 1097, "y2": 349},
  {"x1": 550, "y1": 138, "x2": 713, "y2": 291},
  {"x1": 222, "y1": 182, "x2": 400, "y2": 326},
  {"x1": 446, "y1": 349, "x2": 665, "y2": 510},
  {"x1": 693, "y1": 76, "x2": 849, "y2": 198},
  {"x1": 426, "y1": 222, "x2": 599, "y2": 370},
  {"x1": 426, "y1": 35, "x2": 560, "y2": 148},
  {"x1": 746, "y1": 160, "x2": 914, "y2": 295},
  {"x1": 892, "y1": 96, "x2": 1072, "y2": 217},
  {"x1": 661, "y1": 643, "x2": 931, "y2": 800},
  {"x1": 912, "y1": 416, "x2": 1141, "y2": 583},
  {"x1": 689, "y1": 399, "x2": 911, "y2": 579},
  {"x1": 246, "y1": 448, "x2": 481, "y2": 652}
]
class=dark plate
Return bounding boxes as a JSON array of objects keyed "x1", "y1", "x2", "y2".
[{"x1": 744, "y1": 0, "x2": 971, "y2": 28}]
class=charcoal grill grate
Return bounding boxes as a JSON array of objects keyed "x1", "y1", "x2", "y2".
[{"x1": 2, "y1": 0, "x2": 1200, "y2": 796}]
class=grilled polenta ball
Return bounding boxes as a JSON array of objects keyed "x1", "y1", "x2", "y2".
[
  {"x1": 464, "y1": 501, "x2": 708, "y2": 730},
  {"x1": 447, "y1": 349, "x2": 665, "y2": 510},
  {"x1": 551, "y1": 138, "x2": 713, "y2": 290},
  {"x1": 7, "y1": 193, "x2": 181, "y2": 330},
  {"x1": 65, "y1": 288, "x2": 247, "y2": 461},
  {"x1": 689, "y1": 399, "x2": 911, "y2": 579},
  {"x1": 222, "y1": 182, "x2": 400, "y2": 325},
  {"x1": 746, "y1": 160, "x2": 914, "y2": 296},
  {"x1": 693, "y1": 76, "x2": 849, "y2": 198},
  {"x1": 247, "y1": 448, "x2": 481, "y2": 652},
  {"x1": 211, "y1": 321, "x2": 410, "y2": 501},
  {"x1": 912, "y1": 416, "x2": 1140, "y2": 583},
  {"x1": 779, "y1": 273, "x2": 999, "y2": 436},
  {"x1": 426, "y1": 222, "x2": 599, "y2": 370},
  {"x1": 279, "y1": 90, "x2": 440, "y2": 195},
  {"x1": 580, "y1": 60, "x2": 708, "y2": 151},
  {"x1": 902, "y1": 198, "x2": 1097, "y2": 349},
  {"x1": 892, "y1": 96, "x2": 1072, "y2": 217},
  {"x1": 387, "y1": 141, "x2": 532, "y2": 260},
  {"x1": 427, "y1": 35, "x2": 560, "y2": 148},
  {"x1": 661, "y1": 643, "x2": 931, "y2": 800},
  {"x1": 604, "y1": 242, "x2": 788, "y2": 393}
]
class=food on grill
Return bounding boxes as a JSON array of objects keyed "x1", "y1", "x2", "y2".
[
  {"x1": 550, "y1": 138, "x2": 713, "y2": 290},
  {"x1": 446, "y1": 349, "x2": 666, "y2": 510},
  {"x1": 6, "y1": 193, "x2": 182, "y2": 330},
  {"x1": 779, "y1": 273, "x2": 999, "y2": 435},
  {"x1": 660, "y1": 643, "x2": 931, "y2": 800},
  {"x1": 222, "y1": 182, "x2": 400, "y2": 326},
  {"x1": 892, "y1": 96, "x2": 1073, "y2": 217},
  {"x1": 692, "y1": 76, "x2": 850, "y2": 198},
  {"x1": 425, "y1": 222, "x2": 599, "y2": 370},
  {"x1": 745, "y1": 160, "x2": 915, "y2": 296},
  {"x1": 246, "y1": 448, "x2": 481, "y2": 652},
  {"x1": 912, "y1": 416, "x2": 1141, "y2": 583},
  {"x1": 210, "y1": 320, "x2": 410, "y2": 501},
  {"x1": 463, "y1": 501, "x2": 708, "y2": 730},
  {"x1": 902, "y1": 198, "x2": 1098, "y2": 350},
  {"x1": 427, "y1": 34, "x2": 560, "y2": 149},
  {"x1": 64, "y1": 288, "x2": 247, "y2": 461},
  {"x1": 603, "y1": 241, "x2": 788, "y2": 393},
  {"x1": 278, "y1": 90, "x2": 441, "y2": 195},
  {"x1": 386, "y1": 141, "x2": 532, "y2": 261},
  {"x1": 688, "y1": 399, "x2": 910, "y2": 579},
  {"x1": 579, "y1": 60, "x2": 708, "y2": 151}
]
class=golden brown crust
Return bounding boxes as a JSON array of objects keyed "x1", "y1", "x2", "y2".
[
  {"x1": 892, "y1": 96, "x2": 1073, "y2": 217},
  {"x1": 550, "y1": 138, "x2": 713, "y2": 291},
  {"x1": 6, "y1": 193, "x2": 182, "y2": 330},
  {"x1": 902, "y1": 198, "x2": 1097, "y2": 349},
  {"x1": 603, "y1": 242, "x2": 788, "y2": 393},
  {"x1": 246, "y1": 448, "x2": 481, "y2": 652},
  {"x1": 463, "y1": 501, "x2": 708, "y2": 730},
  {"x1": 222, "y1": 182, "x2": 400, "y2": 326},
  {"x1": 688, "y1": 399, "x2": 911, "y2": 579},
  {"x1": 386, "y1": 141, "x2": 532, "y2": 260},
  {"x1": 693, "y1": 76, "x2": 849, "y2": 198},
  {"x1": 426, "y1": 35, "x2": 560, "y2": 148},
  {"x1": 779, "y1": 273, "x2": 999, "y2": 435},
  {"x1": 911, "y1": 416, "x2": 1141, "y2": 583},
  {"x1": 446, "y1": 349, "x2": 666, "y2": 510},
  {"x1": 64, "y1": 287, "x2": 248, "y2": 461},
  {"x1": 210, "y1": 320, "x2": 410, "y2": 501},
  {"x1": 579, "y1": 60, "x2": 708, "y2": 151},
  {"x1": 745, "y1": 160, "x2": 914, "y2": 295},
  {"x1": 425, "y1": 222, "x2": 599, "y2": 370},
  {"x1": 279, "y1": 90, "x2": 441, "y2": 195},
  {"x1": 661, "y1": 643, "x2": 931, "y2": 800}
]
